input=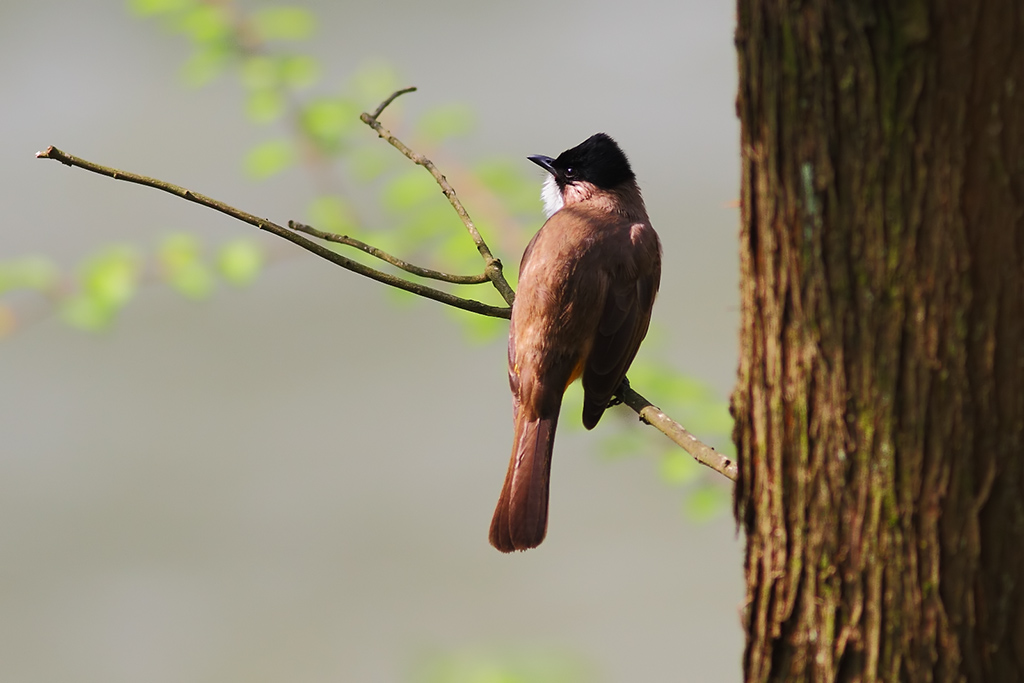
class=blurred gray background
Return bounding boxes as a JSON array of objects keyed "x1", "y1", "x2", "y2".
[{"x1": 0, "y1": 0, "x2": 742, "y2": 681}]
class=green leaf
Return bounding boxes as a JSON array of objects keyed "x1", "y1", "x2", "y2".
[
  {"x1": 307, "y1": 196, "x2": 357, "y2": 234},
  {"x1": 416, "y1": 103, "x2": 475, "y2": 143},
  {"x1": 347, "y1": 144, "x2": 392, "y2": 181},
  {"x1": 251, "y1": 6, "x2": 315, "y2": 41},
  {"x1": 159, "y1": 233, "x2": 201, "y2": 268},
  {"x1": 240, "y1": 55, "x2": 280, "y2": 90},
  {"x1": 383, "y1": 169, "x2": 438, "y2": 211},
  {"x1": 348, "y1": 61, "x2": 401, "y2": 104},
  {"x1": 453, "y1": 309, "x2": 507, "y2": 344},
  {"x1": 418, "y1": 648, "x2": 592, "y2": 683},
  {"x1": 179, "y1": 44, "x2": 230, "y2": 87},
  {"x1": 245, "y1": 87, "x2": 286, "y2": 124},
  {"x1": 280, "y1": 54, "x2": 319, "y2": 89},
  {"x1": 61, "y1": 293, "x2": 116, "y2": 331},
  {"x1": 394, "y1": 202, "x2": 454, "y2": 253},
  {"x1": 599, "y1": 431, "x2": 648, "y2": 460},
  {"x1": 127, "y1": 0, "x2": 195, "y2": 16},
  {"x1": 686, "y1": 400, "x2": 735, "y2": 436},
  {"x1": 61, "y1": 245, "x2": 141, "y2": 330},
  {"x1": 626, "y1": 363, "x2": 710, "y2": 405},
  {"x1": 169, "y1": 262, "x2": 214, "y2": 299},
  {"x1": 175, "y1": 4, "x2": 231, "y2": 43},
  {"x1": 475, "y1": 158, "x2": 542, "y2": 217},
  {"x1": 435, "y1": 232, "x2": 474, "y2": 272},
  {"x1": 244, "y1": 139, "x2": 294, "y2": 179},
  {"x1": 217, "y1": 240, "x2": 264, "y2": 285},
  {"x1": 300, "y1": 97, "x2": 360, "y2": 151},
  {"x1": 623, "y1": 361, "x2": 734, "y2": 446},
  {"x1": 81, "y1": 246, "x2": 141, "y2": 308},
  {"x1": 159, "y1": 233, "x2": 214, "y2": 299},
  {"x1": 659, "y1": 449, "x2": 702, "y2": 486},
  {"x1": 685, "y1": 485, "x2": 728, "y2": 522},
  {"x1": 0, "y1": 257, "x2": 58, "y2": 295},
  {"x1": 360, "y1": 229, "x2": 401, "y2": 259}
]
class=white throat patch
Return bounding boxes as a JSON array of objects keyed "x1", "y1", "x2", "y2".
[{"x1": 540, "y1": 174, "x2": 564, "y2": 219}]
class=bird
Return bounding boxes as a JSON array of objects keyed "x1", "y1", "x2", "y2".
[{"x1": 489, "y1": 133, "x2": 662, "y2": 552}]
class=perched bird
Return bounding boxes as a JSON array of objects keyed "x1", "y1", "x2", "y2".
[{"x1": 489, "y1": 133, "x2": 662, "y2": 552}]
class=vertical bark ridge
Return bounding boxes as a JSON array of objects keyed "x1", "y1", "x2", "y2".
[{"x1": 733, "y1": 1, "x2": 1024, "y2": 680}]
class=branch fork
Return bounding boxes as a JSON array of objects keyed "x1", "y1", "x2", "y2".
[{"x1": 35, "y1": 87, "x2": 736, "y2": 483}]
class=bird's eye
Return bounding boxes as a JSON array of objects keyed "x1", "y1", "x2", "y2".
[{"x1": 563, "y1": 167, "x2": 577, "y2": 179}]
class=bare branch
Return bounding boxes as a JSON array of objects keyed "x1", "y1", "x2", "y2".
[
  {"x1": 35, "y1": 146, "x2": 511, "y2": 320},
  {"x1": 360, "y1": 89, "x2": 516, "y2": 306},
  {"x1": 37, "y1": 104, "x2": 733, "y2": 484},
  {"x1": 369, "y1": 86, "x2": 418, "y2": 120},
  {"x1": 287, "y1": 220, "x2": 490, "y2": 285},
  {"x1": 619, "y1": 383, "x2": 738, "y2": 481},
  {"x1": 358, "y1": 90, "x2": 734, "y2": 483}
]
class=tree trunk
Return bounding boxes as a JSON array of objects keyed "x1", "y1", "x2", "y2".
[{"x1": 732, "y1": 1, "x2": 1024, "y2": 681}]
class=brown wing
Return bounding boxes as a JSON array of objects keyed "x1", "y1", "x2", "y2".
[
  {"x1": 490, "y1": 206, "x2": 659, "y2": 550},
  {"x1": 490, "y1": 221, "x2": 596, "y2": 551},
  {"x1": 581, "y1": 222, "x2": 661, "y2": 429}
]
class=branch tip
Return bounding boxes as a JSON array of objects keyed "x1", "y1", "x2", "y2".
[
  {"x1": 620, "y1": 384, "x2": 738, "y2": 482},
  {"x1": 35, "y1": 147, "x2": 512, "y2": 320},
  {"x1": 37, "y1": 94, "x2": 735, "y2": 486},
  {"x1": 36, "y1": 146, "x2": 70, "y2": 165},
  {"x1": 366, "y1": 86, "x2": 418, "y2": 121}
]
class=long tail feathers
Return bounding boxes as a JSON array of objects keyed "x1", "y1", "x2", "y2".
[{"x1": 489, "y1": 413, "x2": 557, "y2": 552}]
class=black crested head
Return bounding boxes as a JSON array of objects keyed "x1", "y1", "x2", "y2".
[{"x1": 528, "y1": 133, "x2": 635, "y2": 190}]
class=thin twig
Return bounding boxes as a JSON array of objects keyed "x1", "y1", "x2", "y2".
[
  {"x1": 360, "y1": 89, "x2": 516, "y2": 306},
  {"x1": 35, "y1": 146, "x2": 511, "y2": 320},
  {"x1": 358, "y1": 90, "x2": 732, "y2": 483},
  {"x1": 287, "y1": 220, "x2": 490, "y2": 285},
  {"x1": 37, "y1": 101, "x2": 733, "y2": 483},
  {"x1": 619, "y1": 383, "x2": 738, "y2": 481},
  {"x1": 369, "y1": 86, "x2": 418, "y2": 120}
]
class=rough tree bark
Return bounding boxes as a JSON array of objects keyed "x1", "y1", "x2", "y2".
[{"x1": 732, "y1": 1, "x2": 1024, "y2": 681}]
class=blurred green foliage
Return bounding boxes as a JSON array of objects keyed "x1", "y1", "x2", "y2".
[
  {"x1": 0, "y1": 256, "x2": 59, "y2": 295},
  {"x1": 414, "y1": 647, "x2": 594, "y2": 683},
  {"x1": 60, "y1": 245, "x2": 142, "y2": 331},
  {"x1": 121, "y1": 0, "x2": 537, "y2": 325},
  {"x1": 564, "y1": 354, "x2": 734, "y2": 518},
  {"x1": 0, "y1": 237, "x2": 266, "y2": 336},
  {"x1": 306, "y1": 195, "x2": 358, "y2": 234},
  {"x1": 7, "y1": 1, "x2": 737, "y2": 677},
  {"x1": 244, "y1": 138, "x2": 295, "y2": 178},
  {"x1": 9, "y1": 0, "x2": 733, "y2": 584},
  {"x1": 250, "y1": 6, "x2": 315, "y2": 41},
  {"x1": 7, "y1": 0, "x2": 535, "y2": 341},
  {"x1": 159, "y1": 233, "x2": 214, "y2": 299},
  {"x1": 417, "y1": 103, "x2": 476, "y2": 144},
  {"x1": 8, "y1": 0, "x2": 732, "y2": 512},
  {"x1": 217, "y1": 238, "x2": 265, "y2": 285}
]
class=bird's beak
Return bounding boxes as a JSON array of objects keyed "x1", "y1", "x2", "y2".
[{"x1": 527, "y1": 155, "x2": 557, "y2": 175}]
